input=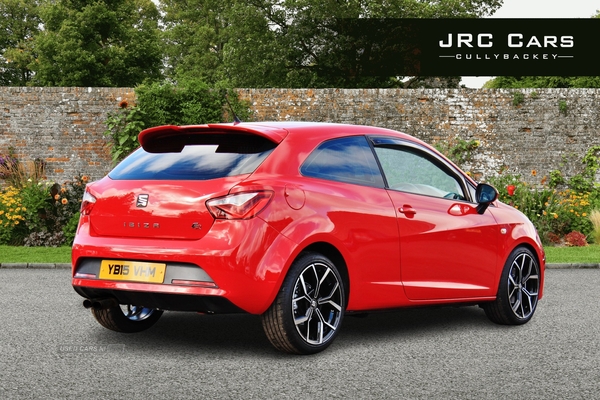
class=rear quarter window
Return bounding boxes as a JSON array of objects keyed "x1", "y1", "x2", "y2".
[{"x1": 300, "y1": 136, "x2": 384, "y2": 188}]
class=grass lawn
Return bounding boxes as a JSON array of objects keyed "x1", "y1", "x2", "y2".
[
  {"x1": 0, "y1": 245, "x2": 72, "y2": 264},
  {"x1": 544, "y1": 244, "x2": 600, "y2": 264},
  {"x1": 0, "y1": 244, "x2": 599, "y2": 265}
]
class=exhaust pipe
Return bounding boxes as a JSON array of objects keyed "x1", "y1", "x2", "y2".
[{"x1": 83, "y1": 298, "x2": 119, "y2": 310}]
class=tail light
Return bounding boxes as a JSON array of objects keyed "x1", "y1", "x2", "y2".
[
  {"x1": 80, "y1": 190, "x2": 97, "y2": 216},
  {"x1": 206, "y1": 191, "x2": 273, "y2": 220}
]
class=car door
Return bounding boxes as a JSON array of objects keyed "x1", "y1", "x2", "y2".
[{"x1": 370, "y1": 137, "x2": 499, "y2": 301}]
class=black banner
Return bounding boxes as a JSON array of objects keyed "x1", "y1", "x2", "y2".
[{"x1": 337, "y1": 19, "x2": 599, "y2": 76}]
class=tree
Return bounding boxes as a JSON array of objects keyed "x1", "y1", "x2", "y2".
[
  {"x1": 161, "y1": 0, "x2": 504, "y2": 88},
  {"x1": 0, "y1": 0, "x2": 41, "y2": 86},
  {"x1": 31, "y1": 0, "x2": 163, "y2": 87}
]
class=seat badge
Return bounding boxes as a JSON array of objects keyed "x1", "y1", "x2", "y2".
[{"x1": 136, "y1": 194, "x2": 149, "y2": 207}]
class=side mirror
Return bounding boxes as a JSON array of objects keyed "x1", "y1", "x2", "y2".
[{"x1": 475, "y1": 183, "x2": 498, "y2": 214}]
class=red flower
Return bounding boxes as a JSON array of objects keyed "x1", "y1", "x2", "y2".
[{"x1": 506, "y1": 185, "x2": 516, "y2": 196}]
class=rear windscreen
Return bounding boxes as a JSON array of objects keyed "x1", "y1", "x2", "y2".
[{"x1": 109, "y1": 134, "x2": 277, "y2": 180}]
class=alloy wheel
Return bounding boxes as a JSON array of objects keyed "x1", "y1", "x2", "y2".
[
  {"x1": 507, "y1": 252, "x2": 540, "y2": 320},
  {"x1": 292, "y1": 262, "x2": 343, "y2": 346}
]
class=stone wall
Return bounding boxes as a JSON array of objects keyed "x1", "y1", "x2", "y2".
[
  {"x1": 238, "y1": 88, "x2": 600, "y2": 183},
  {"x1": 1, "y1": 87, "x2": 599, "y2": 185},
  {"x1": 0, "y1": 87, "x2": 135, "y2": 183}
]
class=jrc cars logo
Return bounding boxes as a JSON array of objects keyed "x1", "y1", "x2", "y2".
[
  {"x1": 438, "y1": 33, "x2": 574, "y2": 61},
  {"x1": 414, "y1": 18, "x2": 598, "y2": 76},
  {"x1": 136, "y1": 194, "x2": 149, "y2": 207}
]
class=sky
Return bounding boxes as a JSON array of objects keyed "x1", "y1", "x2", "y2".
[{"x1": 461, "y1": 0, "x2": 599, "y2": 88}]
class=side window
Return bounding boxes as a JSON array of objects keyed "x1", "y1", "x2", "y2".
[
  {"x1": 301, "y1": 136, "x2": 385, "y2": 188},
  {"x1": 374, "y1": 145, "x2": 466, "y2": 200}
]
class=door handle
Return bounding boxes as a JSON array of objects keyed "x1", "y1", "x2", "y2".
[{"x1": 399, "y1": 205, "x2": 416, "y2": 215}]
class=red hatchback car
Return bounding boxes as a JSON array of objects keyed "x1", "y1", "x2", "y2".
[{"x1": 72, "y1": 122, "x2": 545, "y2": 354}]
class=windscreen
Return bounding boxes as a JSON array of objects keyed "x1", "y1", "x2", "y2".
[{"x1": 109, "y1": 133, "x2": 277, "y2": 180}]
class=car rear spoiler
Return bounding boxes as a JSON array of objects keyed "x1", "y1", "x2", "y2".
[{"x1": 138, "y1": 123, "x2": 289, "y2": 153}]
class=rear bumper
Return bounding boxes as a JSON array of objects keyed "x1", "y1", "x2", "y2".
[
  {"x1": 73, "y1": 281, "x2": 244, "y2": 313},
  {"x1": 72, "y1": 216, "x2": 297, "y2": 314}
]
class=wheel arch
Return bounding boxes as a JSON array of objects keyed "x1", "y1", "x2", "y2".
[
  {"x1": 296, "y1": 242, "x2": 350, "y2": 305},
  {"x1": 504, "y1": 240, "x2": 545, "y2": 299}
]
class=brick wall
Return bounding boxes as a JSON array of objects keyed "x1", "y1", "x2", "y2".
[{"x1": 1, "y1": 87, "x2": 599, "y2": 185}]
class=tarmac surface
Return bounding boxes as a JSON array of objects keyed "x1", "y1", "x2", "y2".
[{"x1": 1, "y1": 268, "x2": 599, "y2": 399}]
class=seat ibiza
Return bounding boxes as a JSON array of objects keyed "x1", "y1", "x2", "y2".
[{"x1": 72, "y1": 122, "x2": 545, "y2": 354}]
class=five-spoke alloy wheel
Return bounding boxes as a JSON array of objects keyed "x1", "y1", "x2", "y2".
[
  {"x1": 262, "y1": 252, "x2": 346, "y2": 354},
  {"x1": 483, "y1": 247, "x2": 540, "y2": 325}
]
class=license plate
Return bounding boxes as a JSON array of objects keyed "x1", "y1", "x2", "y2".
[{"x1": 99, "y1": 260, "x2": 166, "y2": 283}]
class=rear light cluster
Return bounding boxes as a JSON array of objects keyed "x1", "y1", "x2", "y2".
[
  {"x1": 206, "y1": 191, "x2": 273, "y2": 220},
  {"x1": 80, "y1": 190, "x2": 96, "y2": 216}
]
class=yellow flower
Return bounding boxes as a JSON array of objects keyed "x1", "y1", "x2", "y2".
[
  {"x1": 582, "y1": 212, "x2": 587, "y2": 217},
  {"x1": 61, "y1": 198, "x2": 68, "y2": 205},
  {"x1": 54, "y1": 194, "x2": 60, "y2": 200},
  {"x1": 531, "y1": 170, "x2": 537, "y2": 176}
]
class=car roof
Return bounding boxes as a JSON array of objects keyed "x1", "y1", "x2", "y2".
[{"x1": 138, "y1": 121, "x2": 421, "y2": 150}]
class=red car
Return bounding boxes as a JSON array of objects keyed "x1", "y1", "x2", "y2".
[{"x1": 72, "y1": 122, "x2": 545, "y2": 354}]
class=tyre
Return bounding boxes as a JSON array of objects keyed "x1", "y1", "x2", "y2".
[
  {"x1": 91, "y1": 304, "x2": 163, "y2": 333},
  {"x1": 262, "y1": 252, "x2": 346, "y2": 354},
  {"x1": 483, "y1": 247, "x2": 540, "y2": 325}
]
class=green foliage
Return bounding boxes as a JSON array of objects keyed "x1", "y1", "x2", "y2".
[
  {"x1": 512, "y1": 92, "x2": 524, "y2": 106},
  {"x1": 590, "y1": 210, "x2": 600, "y2": 245},
  {"x1": 0, "y1": 0, "x2": 41, "y2": 85},
  {"x1": 434, "y1": 138, "x2": 480, "y2": 168},
  {"x1": 162, "y1": 0, "x2": 503, "y2": 88},
  {"x1": 19, "y1": 180, "x2": 53, "y2": 233},
  {"x1": 558, "y1": 100, "x2": 568, "y2": 115},
  {"x1": 484, "y1": 76, "x2": 600, "y2": 88},
  {"x1": 30, "y1": 0, "x2": 163, "y2": 87},
  {"x1": 135, "y1": 80, "x2": 241, "y2": 127},
  {"x1": 568, "y1": 145, "x2": 600, "y2": 192},
  {"x1": 487, "y1": 166, "x2": 598, "y2": 246},
  {"x1": 548, "y1": 169, "x2": 565, "y2": 188},
  {"x1": 0, "y1": 171, "x2": 88, "y2": 246},
  {"x1": 103, "y1": 103, "x2": 146, "y2": 165},
  {"x1": 63, "y1": 212, "x2": 80, "y2": 246},
  {"x1": 103, "y1": 80, "x2": 251, "y2": 164}
]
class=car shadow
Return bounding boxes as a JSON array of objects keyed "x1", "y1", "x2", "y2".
[{"x1": 90, "y1": 304, "x2": 496, "y2": 357}]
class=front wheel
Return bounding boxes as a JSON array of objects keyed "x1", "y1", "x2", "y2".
[
  {"x1": 482, "y1": 247, "x2": 540, "y2": 325},
  {"x1": 91, "y1": 304, "x2": 163, "y2": 333},
  {"x1": 262, "y1": 252, "x2": 346, "y2": 354}
]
